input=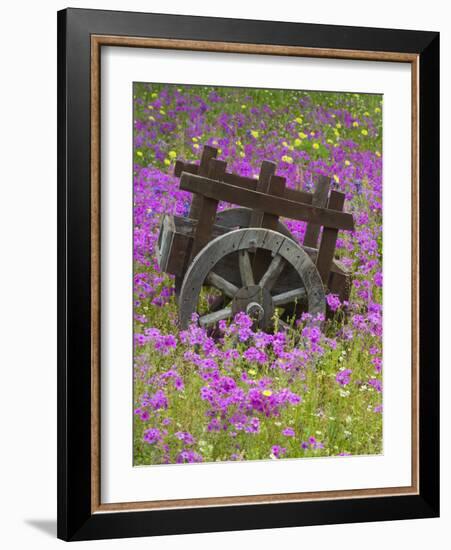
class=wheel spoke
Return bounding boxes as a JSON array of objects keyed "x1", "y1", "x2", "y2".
[
  {"x1": 199, "y1": 307, "x2": 232, "y2": 328},
  {"x1": 205, "y1": 271, "x2": 239, "y2": 299},
  {"x1": 239, "y1": 250, "x2": 255, "y2": 286},
  {"x1": 272, "y1": 288, "x2": 306, "y2": 307},
  {"x1": 259, "y1": 254, "x2": 286, "y2": 291}
]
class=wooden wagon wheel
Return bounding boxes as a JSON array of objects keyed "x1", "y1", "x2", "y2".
[
  {"x1": 214, "y1": 207, "x2": 304, "y2": 322},
  {"x1": 178, "y1": 228, "x2": 325, "y2": 331}
]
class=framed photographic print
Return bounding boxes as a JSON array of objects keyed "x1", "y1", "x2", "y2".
[{"x1": 57, "y1": 8, "x2": 439, "y2": 541}]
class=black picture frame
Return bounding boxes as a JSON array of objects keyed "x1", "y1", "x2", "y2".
[{"x1": 57, "y1": 7, "x2": 439, "y2": 541}]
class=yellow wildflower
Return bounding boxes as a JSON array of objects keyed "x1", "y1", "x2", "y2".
[
  {"x1": 262, "y1": 390, "x2": 272, "y2": 397},
  {"x1": 164, "y1": 158, "x2": 171, "y2": 166},
  {"x1": 159, "y1": 109, "x2": 166, "y2": 115},
  {"x1": 327, "y1": 139, "x2": 333, "y2": 144},
  {"x1": 168, "y1": 150, "x2": 177, "y2": 159},
  {"x1": 282, "y1": 141, "x2": 288, "y2": 147},
  {"x1": 241, "y1": 104, "x2": 246, "y2": 109},
  {"x1": 295, "y1": 117, "x2": 303, "y2": 124},
  {"x1": 375, "y1": 107, "x2": 381, "y2": 113},
  {"x1": 148, "y1": 105, "x2": 154, "y2": 110},
  {"x1": 364, "y1": 111, "x2": 370, "y2": 116},
  {"x1": 352, "y1": 121, "x2": 359, "y2": 127},
  {"x1": 310, "y1": 131, "x2": 315, "y2": 136},
  {"x1": 248, "y1": 369, "x2": 257, "y2": 376},
  {"x1": 192, "y1": 137, "x2": 198, "y2": 142},
  {"x1": 313, "y1": 143, "x2": 320, "y2": 150},
  {"x1": 345, "y1": 160, "x2": 351, "y2": 166},
  {"x1": 376, "y1": 151, "x2": 381, "y2": 157},
  {"x1": 151, "y1": 92, "x2": 158, "y2": 98},
  {"x1": 136, "y1": 151, "x2": 143, "y2": 157},
  {"x1": 239, "y1": 151, "x2": 245, "y2": 158},
  {"x1": 148, "y1": 116, "x2": 155, "y2": 121},
  {"x1": 218, "y1": 149, "x2": 222, "y2": 154},
  {"x1": 333, "y1": 174, "x2": 340, "y2": 183},
  {"x1": 336, "y1": 123, "x2": 342, "y2": 129},
  {"x1": 298, "y1": 132, "x2": 307, "y2": 139},
  {"x1": 193, "y1": 143, "x2": 200, "y2": 149},
  {"x1": 250, "y1": 130, "x2": 259, "y2": 138},
  {"x1": 361, "y1": 129, "x2": 368, "y2": 136},
  {"x1": 281, "y1": 155, "x2": 293, "y2": 164},
  {"x1": 294, "y1": 138, "x2": 302, "y2": 147}
]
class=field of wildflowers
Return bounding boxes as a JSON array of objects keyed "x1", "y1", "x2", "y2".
[{"x1": 133, "y1": 83, "x2": 383, "y2": 466}]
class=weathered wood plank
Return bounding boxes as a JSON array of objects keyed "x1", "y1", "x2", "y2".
[
  {"x1": 190, "y1": 158, "x2": 227, "y2": 259},
  {"x1": 316, "y1": 191, "x2": 345, "y2": 284},
  {"x1": 328, "y1": 269, "x2": 351, "y2": 302},
  {"x1": 253, "y1": 174, "x2": 286, "y2": 280},
  {"x1": 180, "y1": 173, "x2": 354, "y2": 231},
  {"x1": 238, "y1": 250, "x2": 255, "y2": 286},
  {"x1": 199, "y1": 307, "x2": 232, "y2": 328},
  {"x1": 303, "y1": 175, "x2": 330, "y2": 248},
  {"x1": 272, "y1": 288, "x2": 307, "y2": 307},
  {"x1": 176, "y1": 160, "x2": 313, "y2": 204},
  {"x1": 259, "y1": 254, "x2": 286, "y2": 291},
  {"x1": 261, "y1": 175, "x2": 286, "y2": 230},
  {"x1": 188, "y1": 146, "x2": 218, "y2": 220},
  {"x1": 249, "y1": 161, "x2": 276, "y2": 227},
  {"x1": 205, "y1": 271, "x2": 239, "y2": 299}
]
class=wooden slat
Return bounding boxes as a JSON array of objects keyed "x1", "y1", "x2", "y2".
[
  {"x1": 303, "y1": 175, "x2": 330, "y2": 248},
  {"x1": 259, "y1": 254, "x2": 286, "y2": 291},
  {"x1": 239, "y1": 250, "x2": 255, "y2": 286},
  {"x1": 188, "y1": 146, "x2": 217, "y2": 220},
  {"x1": 252, "y1": 174, "x2": 287, "y2": 280},
  {"x1": 316, "y1": 191, "x2": 346, "y2": 284},
  {"x1": 261, "y1": 175, "x2": 286, "y2": 230},
  {"x1": 190, "y1": 158, "x2": 226, "y2": 259},
  {"x1": 176, "y1": 160, "x2": 313, "y2": 205},
  {"x1": 180, "y1": 173, "x2": 354, "y2": 231},
  {"x1": 199, "y1": 307, "x2": 233, "y2": 328},
  {"x1": 205, "y1": 271, "x2": 238, "y2": 299},
  {"x1": 272, "y1": 288, "x2": 307, "y2": 307},
  {"x1": 249, "y1": 161, "x2": 276, "y2": 227}
]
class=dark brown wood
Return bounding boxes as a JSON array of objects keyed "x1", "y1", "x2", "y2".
[
  {"x1": 187, "y1": 146, "x2": 218, "y2": 220},
  {"x1": 328, "y1": 266, "x2": 351, "y2": 302},
  {"x1": 249, "y1": 161, "x2": 276, "y2": 227},
  {"x1": 253, "y1": 174, "x2": 287, "y2": 281},
  {"x1": 157, "y1": 214, "x2": 231, "y2": 278},
  {"x1": 316, "y1": 190, "x2": 346, "y2": 284},
  {"x1": 303, "y1": 175, "x2": 330, "y2": 248},
  {"x1": 261, "y1": 175, "x2": 286, "y2": 230},
  {"x1": 180, "y1": 173, "x2": 354, "y2": 231},
  {"x1": 190, "y1": 158, "x2": 226, "y2": 259},
  {"x1": 176, "y1": 159, "x2": 313, "y2": 205}
]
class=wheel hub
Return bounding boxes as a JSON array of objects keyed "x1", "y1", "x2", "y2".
[{"x1": 231, "y1": 285, "x2": 274, "y2": 328}]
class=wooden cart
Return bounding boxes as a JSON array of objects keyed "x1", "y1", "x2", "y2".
[{"x1": 156, "y1": 145, "x2": 354, "y2": 331}]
